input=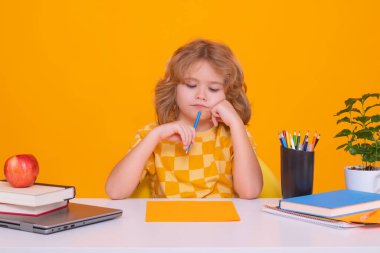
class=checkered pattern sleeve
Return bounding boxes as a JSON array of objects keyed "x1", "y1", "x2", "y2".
[{"x1": 128, "y1": 123, "x2": 157, "y2": 181}]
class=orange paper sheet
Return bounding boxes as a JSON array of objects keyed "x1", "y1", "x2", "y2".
[
  {"x1": 335, "y1": 209, "x2": 380, "y2": 224},
  {"x1": 145, "y1": 201, "x2": 240, "y2": 222}
]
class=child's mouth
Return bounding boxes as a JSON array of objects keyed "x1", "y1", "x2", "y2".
[{"x1": 192, "y1": 104, "x2": 208, "y2": 108}]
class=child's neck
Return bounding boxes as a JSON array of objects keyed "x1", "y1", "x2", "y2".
[
  {"x1": 195, "y1": 120, "x2": 215, "y2": 132},
  {"x1": 177, "y1": 114, "x2": 215, "y2": 132}
]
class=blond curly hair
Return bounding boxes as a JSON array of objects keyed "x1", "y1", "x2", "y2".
[{"x1": 155, "y1": 39, "x2": 251, "y2": 125}]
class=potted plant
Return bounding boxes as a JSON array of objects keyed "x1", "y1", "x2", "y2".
[{"x1": 334, "y1": 93, "x2": 380, "y2": 193}]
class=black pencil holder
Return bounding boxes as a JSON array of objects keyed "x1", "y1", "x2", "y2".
[{"x1": 280, "y1": 146, "x2": 314, "y2": 198}]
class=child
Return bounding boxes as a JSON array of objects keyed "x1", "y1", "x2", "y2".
[{"x1": 106, "y1": 39, "x2": 263, "y2": 199}]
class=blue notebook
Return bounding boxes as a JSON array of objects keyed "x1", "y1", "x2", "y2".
[{"x1": 279, "y1": 190, "x2": 380, "y2": 218}]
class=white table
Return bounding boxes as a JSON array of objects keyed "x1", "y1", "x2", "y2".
[{"x1": 0, "y1": 198, "x2": 379, "y2": 253}]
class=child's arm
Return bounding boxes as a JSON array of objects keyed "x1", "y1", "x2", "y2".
[
  {"x1": 210, "y1": 100, "x2": 263, "y2": 199},
  {"x1": 105, "y1": 129, "x2": 161, "y2": 199},
  {"x1": 105, "y1": 122, "x2": 195, "y2": 199},
  {"x1": 229, "y1": 122, "x2": 263, "y2": 199}
]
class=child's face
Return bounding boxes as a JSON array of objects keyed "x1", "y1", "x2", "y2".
[{"x1": 176, "y1": 60, "x2": 226, "y2": 124}]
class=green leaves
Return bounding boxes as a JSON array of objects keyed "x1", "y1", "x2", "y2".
[
  {"x1": 362, "y1": 143, "x2": 380, "y2": 163},
  {"x1": 353, "y1": 116, "x2": 370, "y2": 125},
  {"x1": 355, "y1": 129, "x2": 374, "y2": 140},
  {"x1": 365, "y1": 103, "x2": 380, "y2": 113},
  {"x1": 345, "y1": 98, "x2": 359, "y2": 108},
  {"x1": 348, "y1": 145, "x2": 360, "y2": 155},
  {"x1": 334, "y1": 92, "x2": 380, "y2": 169},
  {"x1": 362, "y1": 93, "x2": 380, "y2": 103},
  {"x1": 334, "y1": 107, "x2": 360, "y2": 116},
  {"x1": 336, "y1": 143, "x2": 347, "y2": 150},
  {"x1": 336, "y1": 117, "x2": 350, "y2": 124},
  {"x1": 335, "y1": 129, "x2": 351, "y2": 137},
  {"x1": 371, "y1": 115, "x2": 380, "y2": 123},
  {"x1": 335, "y1": 129, "x2": 375, "y2": 140}
]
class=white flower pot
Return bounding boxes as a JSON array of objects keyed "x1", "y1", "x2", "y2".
[{"x1": 344, "y1": 166, "x2": 380, "y2": 193}]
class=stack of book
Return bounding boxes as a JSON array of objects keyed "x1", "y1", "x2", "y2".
[
  {"x1": 263, "y1": 190, "x2": 380, "y2": 228},
  {"x1": 0, "y1": 181, "x2": 75, "y2": 216}
]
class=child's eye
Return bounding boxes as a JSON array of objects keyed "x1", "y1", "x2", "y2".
[
  {"x1": 185, "y1": 83, "x2": 196, "y2": 89},
  {"x1": 209, "y1": 87, "x2": 220, "y2": 92}
]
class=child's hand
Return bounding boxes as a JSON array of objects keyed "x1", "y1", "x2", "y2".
[
  {"x1": 155, "y1": 121, "x2": 196, "y2": 150},
  {"x1": 210, "y1": 100, "x2": 243, "y2": 127}
]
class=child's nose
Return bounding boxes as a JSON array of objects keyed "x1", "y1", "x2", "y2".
[{"x1": 196, "y1": 87, "x2": 207, "y2": 101}]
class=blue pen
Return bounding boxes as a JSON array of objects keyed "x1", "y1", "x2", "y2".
[{"x1": 186, "y1": 111, "x2": 202, "y2": 154}]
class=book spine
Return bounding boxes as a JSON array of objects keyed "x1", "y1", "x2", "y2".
[
  {"x1": 33, "y1": 201, "x2": 69, "y2": 216},
  {"x1": 0, "y1": 201, "x2": 68, "y2": 217},
  {"x1": 1, "y1": 179, "x2": 75, "y2": 191}
]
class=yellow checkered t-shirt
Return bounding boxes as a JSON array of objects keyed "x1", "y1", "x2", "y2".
[{"x1": 130, "y1": 123, "x2": 256, "y2": 198}]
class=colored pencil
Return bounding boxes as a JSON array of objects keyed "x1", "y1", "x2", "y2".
[
  {"x1": 311, "y1": 132, "x2": 317, "y2": 151},
  {"x1": 314, "y1": 134, "x2": 320, "y2": 149},
  {"x1": 303, "y1": 131, "x2": 309, "y2": 151},
  {"x1": 185, "y1": 111, "x2": 202, "y2": 154},
  {"x1": 290, "y1": 133, "x2": 295, "y2": 149},
  {"x1": 302, "y1": 131, "x2": 309, "y2": 151},
  {"x1": 279, "y1": 132, "x2": 287, "y2": 148},
  {"x1": 286, "y1": 131, "x2": 291, "y2": 150},
  {"x1": 296, "y1": 131, "x2": 301, "y2": 150},
  {"x1": 279, "y1": 130, "x2": 320, "y2": 152}
]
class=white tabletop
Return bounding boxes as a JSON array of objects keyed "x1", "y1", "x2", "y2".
[{"x1": 0, "y1": 198, "x2": 379, "y2": 253}]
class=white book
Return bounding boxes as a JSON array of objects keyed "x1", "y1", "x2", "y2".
[
  {"x1": 0, "y1": 200, "x2": 68, "y2": 216},
  {"x1": 262, "y1": 205, "x2": 366, "y2": 229},
  {"x1": 0, "y1": 181, "x2": 75, "y2": 207}
]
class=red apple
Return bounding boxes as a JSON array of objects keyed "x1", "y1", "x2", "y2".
[{"x1": 4, "y1": 154, "x2": 39, "y2": 188}]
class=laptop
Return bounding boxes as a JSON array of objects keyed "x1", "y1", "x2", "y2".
[{"x1": 0, "y1": 202, "x2": 122, "y2": 234}]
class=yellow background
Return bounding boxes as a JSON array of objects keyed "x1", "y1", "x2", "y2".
[{"x1": 0, "y1": 1, "x2": 379, "y2": 197}]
